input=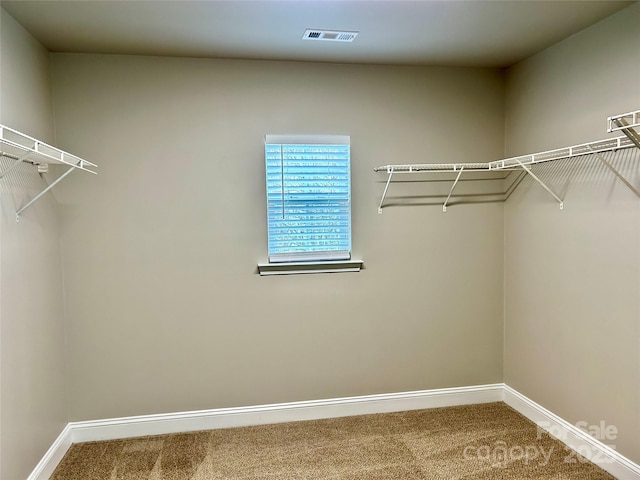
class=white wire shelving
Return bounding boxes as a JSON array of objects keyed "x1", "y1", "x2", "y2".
[
  {"x1": 0, "y1": 124, "x2": 97, "y2": 221},
  {"x1": 608, "y1": 110, "x2": 640, "y2": 133},
  {"x1": 375, "y1": 110, "x2": 640, "y2": 213},
  {"x1": 608, "y1": 110, "x2": 640, "y2": 149}
]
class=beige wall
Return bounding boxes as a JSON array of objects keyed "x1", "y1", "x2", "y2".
[
  {"x1": 0, "y1": 8, "x2": 68, "y2": 480},
  {"x1": 50, "y1": 54, "x2": 506, "y2": 421},
  {"x1": 7, "y1": 3, "x2": 638, "y2": 475},
  {"x1": 504, "y1": 2, "x2": 640, "y2": 464}
]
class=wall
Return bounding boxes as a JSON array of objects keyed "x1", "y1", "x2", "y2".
[
  {"x1": 50, "y1": 54, "x2": 505, "y2": 421},
  {"x1": 504, "y1": 2, "x2": 640, "y2": 464},
  {"x1": 0, "y1": 9, "x2": 68, "y2": 480}
]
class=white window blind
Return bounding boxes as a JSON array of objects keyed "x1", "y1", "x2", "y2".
[{"x1": 265, "y1": 134, "x2": 351, "y2": 263}]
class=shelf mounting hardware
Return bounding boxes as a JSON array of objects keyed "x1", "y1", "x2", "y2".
[
  {"x1": 0, "y1": 151, "x2": 33, "y2": 179},
  {"x1": 515, "y1": 159, "x2": 563, "y2": 209},
  {"x1": 590, "y1": 146, "x2": 640, "y2": 198},
  {"x1": 0, "y1": 124, "x2": 97, "y2": 221},
  {"x1": 15, "y1": 165, "x2": 78, "y2": 221},
  {"x1": 378, "y1": 167, "x2": 394, "y2": 214},
  {"x1": 443, "y1": 166, "x2": 464, "y2": 212},
  {"x1": 374, "y1": 109, "x2": 640, "y2": 212}
]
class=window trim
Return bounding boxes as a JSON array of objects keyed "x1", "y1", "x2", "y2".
[
  {"x1": 257, "y1": 259, "x2": 363, "y2": 276},
  {"x1": 259, "y1": 134, "x2": 361, "y2": 275}
]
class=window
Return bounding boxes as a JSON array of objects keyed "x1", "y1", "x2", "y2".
[{"x1": 263, "y1": 134, "x2": 357, "y2": 272}]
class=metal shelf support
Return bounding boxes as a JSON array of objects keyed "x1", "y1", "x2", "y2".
[
  {"x1": 591, "y1": 148, "x2": 640, "y2": 198},
  {"x1": 443, "y1": 167, "x2": 464, "y2": 212},
  {"x1": 374, "y1": 109, "x2": 640, "y2": 213},
  {"x1": 378, "y1": 168, "x2": 394, "y2": 214},
  {"x1": 0, "y1": 124, "x2": 96, "y2": 221},
  {"x1": 15, "y1": 166, "x2": 76, "y2": 221},
  {"x1": 515, "y1": 159, "x2": 563, "y2": 209},
  {"x1": 0, "y1": 151, "x2": 32, "y2": 179}
]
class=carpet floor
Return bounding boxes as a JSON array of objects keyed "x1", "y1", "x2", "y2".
[{"x1": 50, "y1": 402, "x2": 615, "y2": 479}]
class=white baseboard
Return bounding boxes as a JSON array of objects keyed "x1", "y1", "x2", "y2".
[
  {"x1": 26, "y1": 424, "x2": 73, "y2": 480},
  {"x1": 504, "y1": 385, "x2": 640, "y2": 480},
  {"x1": 27, "y1": 383, "x2": 502, "y2": 479},
  {"x1": 69, "y1": 383, "x2": 503, "y2": 443},
  {"x1": 28, "y1": 383, "x2": 640, "y2": 480}
]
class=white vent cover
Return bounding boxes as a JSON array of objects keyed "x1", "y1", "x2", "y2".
[{"x1": 302, "y1": 29, "x2": 359, "y2": 42}]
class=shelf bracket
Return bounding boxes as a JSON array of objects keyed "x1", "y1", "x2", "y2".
[
  {"x1": 515, "y1": 159, "x2": 564, "y2": 209},
  {"x1": 378, "y1": 168, "x2": 394, "y2": 214},
  {"x1": 0, "y1": 151, "x2": 32, "y2": 179},
  {"x1": 15, "y1": 165, "x2": 76, "y2": 221},
  {"x1": 443, "y1": 166, "x2": 464, "y2": 212},
  {"x1": 590, "y1": 147, "x2": 640, "y2": 198}
]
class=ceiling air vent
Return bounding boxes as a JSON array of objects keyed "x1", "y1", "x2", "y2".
[{"x1": 303, "y1": 29, "x2": 359, "y2": 42}]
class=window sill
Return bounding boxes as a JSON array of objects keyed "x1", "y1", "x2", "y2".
[{"x1": 257, "y1": 260, "x2": 363, "y2": 276}]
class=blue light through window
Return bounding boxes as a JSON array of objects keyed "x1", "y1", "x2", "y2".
[{"x1": 265, "y1": 135, "x2": 351, "y2": 263}]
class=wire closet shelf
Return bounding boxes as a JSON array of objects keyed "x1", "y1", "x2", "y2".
[
  {"x1": 374, "y1": 109, "x2": 640, "y2": 213},
  {"x1": 0, "y1": 124, "x2": 97, "y2": 221}
]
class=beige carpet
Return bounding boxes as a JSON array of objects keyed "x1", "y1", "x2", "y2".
[{"x1": 50, "y1": 402, "x2": 614, "y2": 479}]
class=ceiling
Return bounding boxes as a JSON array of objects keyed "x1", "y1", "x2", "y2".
[{"x1": 1, "y1": 0, "x2": 634, "y2": 68}]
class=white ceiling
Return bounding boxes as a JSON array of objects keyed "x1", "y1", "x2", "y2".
[{"x1": 1, "y1": 0, "x2": 634, "y2": 68}]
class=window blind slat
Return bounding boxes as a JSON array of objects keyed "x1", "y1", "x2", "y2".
[{"x1": 265, "y1": 138, "x2": 351, "y2": 262}]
